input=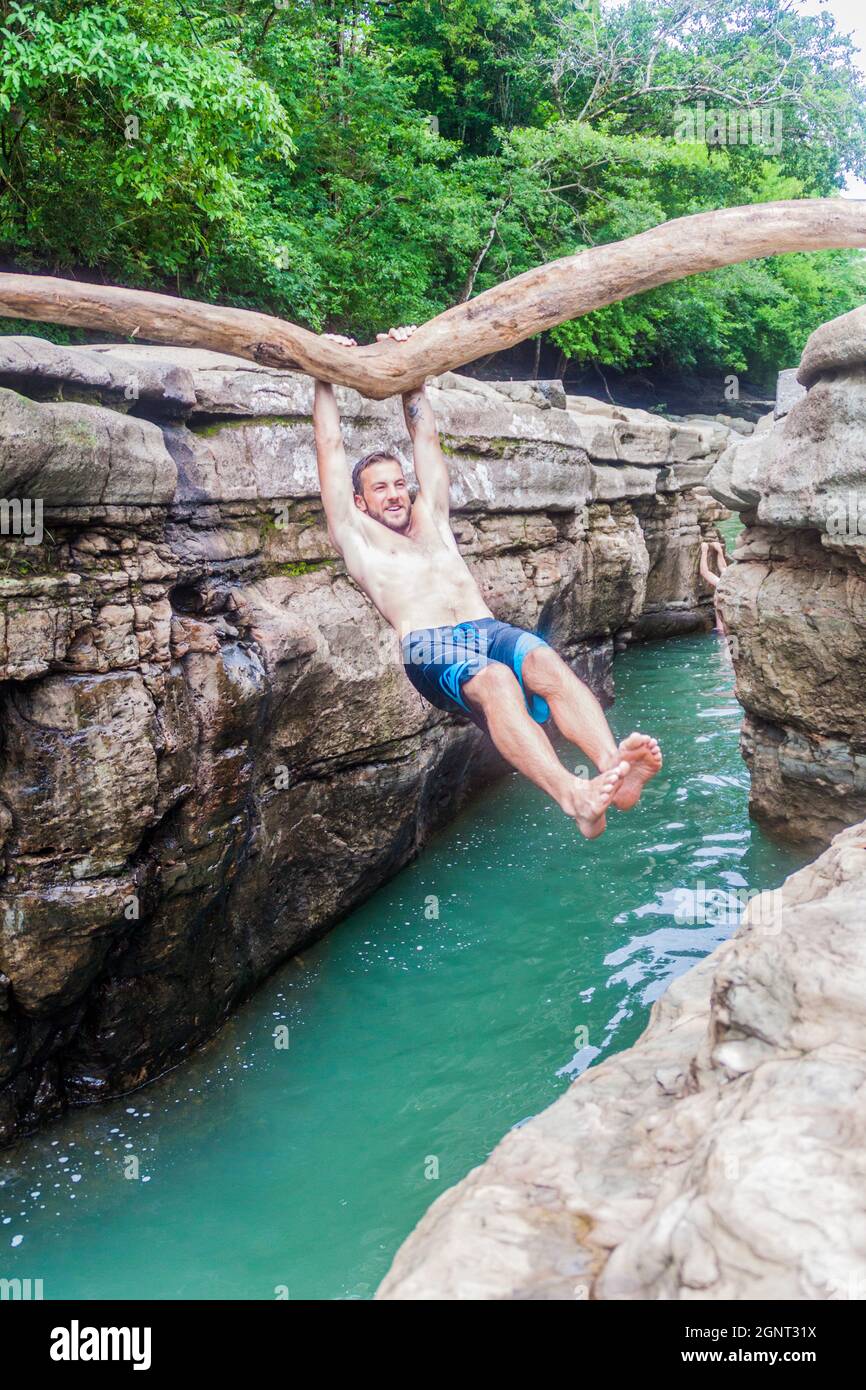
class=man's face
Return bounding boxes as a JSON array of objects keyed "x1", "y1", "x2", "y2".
[{"x1": 355, "y1": 459, "x2": 412, "y2": 532}]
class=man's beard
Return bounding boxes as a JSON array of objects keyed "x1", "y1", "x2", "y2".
[{"x1": 372, "y1": 498, "x2": 412, "y2": 532}]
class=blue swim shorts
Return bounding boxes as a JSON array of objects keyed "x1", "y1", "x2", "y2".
[{"x1": 401, "y1": 617, "x2": 551, "y2": 731}]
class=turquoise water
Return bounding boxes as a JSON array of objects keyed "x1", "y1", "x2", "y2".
[{"x1": 0, "y1": 633, "x2": 804, "y2": 1300}]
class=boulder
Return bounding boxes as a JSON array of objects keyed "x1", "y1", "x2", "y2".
[
  {"x1": 798, "y1": 303, "x2": 866, "y2": 387},
  {"x1": 0, "y1": 335, "x2": 196, "y2": 417},
  {"x1": 0, "y1": 386, "x2": 177, "y2": 505}
]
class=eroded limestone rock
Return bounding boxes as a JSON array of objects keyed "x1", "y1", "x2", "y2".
[
  {"x1": 708, "y1": 309, "x2": 866, "y2": 846},
  {"x1": 0, "y1": 335, "x2": 196, "y2": 417},
  {"x1": 0, "y1": 386, "x2": 177, "y2": 504}
]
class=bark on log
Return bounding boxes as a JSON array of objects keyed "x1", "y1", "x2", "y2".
[{"x1": 0, "y1": 199, "x2": 863, "y2": 400}]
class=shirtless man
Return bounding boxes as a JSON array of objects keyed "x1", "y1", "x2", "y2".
[
  {"x1": 313, "y1": 324, "x2": 662, "y2": 839},
  {"x1": 700, "y1": 539, "x2": 729, "y2": 634}
]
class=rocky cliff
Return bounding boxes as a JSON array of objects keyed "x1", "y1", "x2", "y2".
[
  {"x1": 707, "y1": 305, "x2": 866, "y2": 849},
  {"x1": 0, "y1": 335, "x2": 728, "y2": 1144},
  {"x1": 378, "y1": 819, "x2": 866, "y2": 1300}
]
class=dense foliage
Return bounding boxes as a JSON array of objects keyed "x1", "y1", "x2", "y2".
[{"x1": 1, "y1": 0, "x2": 865, "y2": 381}]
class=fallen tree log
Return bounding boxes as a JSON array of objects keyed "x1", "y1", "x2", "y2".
[{"x1": 0, "y1": 199, "x2": 864, "y2": 399}]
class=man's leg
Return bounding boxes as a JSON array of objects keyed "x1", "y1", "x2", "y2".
[
  {"x1": 462, "y1": 662, "x2": 627, "y2": 839},
  {"x1": 521, "y1": 645, "x2": 662, "y2": 811}
]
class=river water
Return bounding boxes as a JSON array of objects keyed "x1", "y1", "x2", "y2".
[{"x1": 0, "y1": 631, "x2": 804, "y2": 1300}]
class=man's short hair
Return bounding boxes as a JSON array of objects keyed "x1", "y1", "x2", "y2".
[{"x1": 352, "y1": 450, "x2": 402, "y2": 495}]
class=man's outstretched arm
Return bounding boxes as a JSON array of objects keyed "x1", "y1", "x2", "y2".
[
  {"x1": 313, "y1": 333, "x2": 358, "y2": 549},
  {"x1": 402, "y1": 383, "x2": 450, "y2": 519},
  {"x1": 378, "y1": 324, "x2": 451, "y2": 520}
]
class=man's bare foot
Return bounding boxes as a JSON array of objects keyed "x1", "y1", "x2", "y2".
[
  {"x1": 608, "y1": 732, "x2": 663, "y2": 811},
  {"x1": 562, "y1": 762, "x2": 628, "y2": 839}
]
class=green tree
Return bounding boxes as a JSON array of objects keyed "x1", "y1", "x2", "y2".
[{"x1": 1, "y1": 0, "x2": 864, "y2": 382}]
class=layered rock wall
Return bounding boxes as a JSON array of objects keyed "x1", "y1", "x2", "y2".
[
  {"x1": 0, "y1": 337, "x2": 727, "y2": 1143},
  {"x1": 707, "y1": 306, "x2": 866, "y2": 848}
]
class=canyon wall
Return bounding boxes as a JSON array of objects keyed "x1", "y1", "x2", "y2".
[
  {"x1": 0, "y1": 336, "x2": 727, "y2": 1144},
  {"x1": 707, "y1": 305, "x2": 866, "y2": 849}
]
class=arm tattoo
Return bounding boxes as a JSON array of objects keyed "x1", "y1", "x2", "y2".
[{"x1": 404, "y1": 388, "x2": 424, "y2": 430}]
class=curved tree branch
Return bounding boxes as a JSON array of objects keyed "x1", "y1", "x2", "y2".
[{"x1": 0, "y1": 199, "x2": 863, "y2": 400}]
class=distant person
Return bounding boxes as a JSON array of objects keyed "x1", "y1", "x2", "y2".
[
  {"x1": 700, "y1": 540, "x2": 729, "y2": 634},
  {"x1": 312, "y1": 324, "x2": 662, "y2": 840}
]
